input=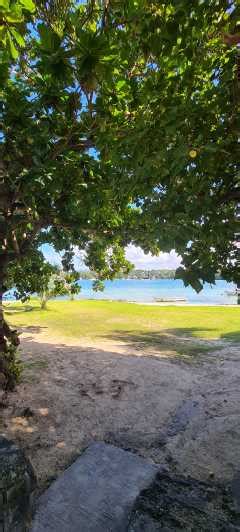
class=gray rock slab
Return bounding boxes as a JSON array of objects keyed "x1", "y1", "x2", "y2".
[{"x1": 31, "y1": 442, "x2": 159, "y2": 532}]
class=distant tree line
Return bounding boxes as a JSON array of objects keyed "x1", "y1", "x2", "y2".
[
  {"x1": 78, "y1": 269, "x2": 176, "y2": 280},
  {"x1": 78, "y1": 269, "x2": 223, "y2": 281},
  {"x1": 119, "y1": 269, "x2": 177, "y2": 279}
]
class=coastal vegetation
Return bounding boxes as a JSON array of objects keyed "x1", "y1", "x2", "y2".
[
  {"x1": 78, "y1": 269, "x2": 177, "y2": 280},
  {"x1": 78, "y1": 269, "x2": 225, "y2": 281},
  {"x1": 0, "y1": 1, "x2": 239, "y2": 387}
]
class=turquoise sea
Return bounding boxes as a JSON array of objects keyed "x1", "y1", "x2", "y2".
[
  {"x1": 4, "y1": 279, "x2": 237, "y2": 305},
  {"x1": 75, "y1": 279, "x2": 237, "y2": 305}
]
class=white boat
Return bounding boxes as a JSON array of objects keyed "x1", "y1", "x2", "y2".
[
  {"x1": 225, "y1": 290, "x2": 239, "y2": 296},
  {"x1": 154, "y1": 297, "x2": 187, "y2": 302}
]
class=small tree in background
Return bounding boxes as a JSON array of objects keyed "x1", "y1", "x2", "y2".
[
  {"x1": 38, "y1": 272, "x2": 68, "y2": 310},
  {"x1": 64, "y1": 272, "x2": 81, "y2": 301},
  {"x1": 39, "y1": 270, "x2": 81, "y2": 308}
]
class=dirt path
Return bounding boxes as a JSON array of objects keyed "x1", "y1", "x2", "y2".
[{"x1": 1, "y1": 328, "x2": 240, "y2": 491}]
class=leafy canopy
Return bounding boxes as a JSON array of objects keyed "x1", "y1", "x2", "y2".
[{"x1": 0, "y1": 0, "x2": 239, "y2": 300}]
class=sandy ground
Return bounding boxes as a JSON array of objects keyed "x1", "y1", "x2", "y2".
[{"x1": 1, "y1": 326, "x2": 240, "y2": 491}]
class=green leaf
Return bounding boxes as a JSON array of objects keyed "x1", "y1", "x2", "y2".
[
  {"x1": 7, "y1": 32, "x2": 18, "y2": 59},
  {"x1": 10, "y1": 28, "x2": 25, "y2": 47},
  {"x1": 101, "y1": 54, "x2": 117, "y2": 62},
  {"x1": 116, "y1": 80, "x2": 127, "y2": 91},
  {"x1": 38, "y1": 23, "x2": 61, "y2": 51},
  {"x1": 191, "y1": 279, "x2": 203, "y2": 293},
  {"x1": 19, "y1": 0, "x2": 35, "y2": 12},
  {"x1": 0, "y1": 0, "x2": 9, "y2": 10},
  {"x1": 0, "y1": 25, "x2": 7, "y2": 44},
  {"x1": 5, "y1": 5, "x2": 23, "y2": 23}
]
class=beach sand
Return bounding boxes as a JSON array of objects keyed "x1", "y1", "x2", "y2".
[{"x1": 1, "y1": 327, "x2": 240, "y2": 492}]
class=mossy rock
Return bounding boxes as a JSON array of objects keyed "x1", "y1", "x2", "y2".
[
  {"x1": 128, "y1": 472, "x2": 240, "y2": 531},
  {"x1": 0, "y1": 436, "x2": 36, "y2": 531}
]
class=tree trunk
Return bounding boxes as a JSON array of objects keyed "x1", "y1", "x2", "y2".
[
  {"x1": 0, "y1": 260, "x2": 9, "y2": 355},
  {"x1": 0, "y1": 282, "x2": 6, "y2": 357},
  {"x1": 0, "y1": 264, "x2": 20, "y2": 391},
  {"x1": 0, "y1": 268, "x2": 9, "y2": 390},
  {"x1": 40, "y1": 291, "x2": 48, "y2": 309},
  {"x1": 238, "y1": 282, "x2": 240, "y2": 306}
]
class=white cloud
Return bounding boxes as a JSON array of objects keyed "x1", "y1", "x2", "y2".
[
  {"x1": 42, "y1": 243, "x2": 182, "y2": 270},
  {"x1": 125, "y1": 245, "x2": 182, "y2": 270}
]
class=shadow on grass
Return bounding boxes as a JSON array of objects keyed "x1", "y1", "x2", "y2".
[
  {"x1": 161, "y1": 327, "x2": 214, "y2": 338},
  {"x1": 163, "y1": 327, "x2": 240, "y2": 343},
  {"x1": 220, "y1": 330, "x2": 240, "y2": 342},
  {"x1": 18, "y1": 325, "x2": 48, "y2": 335},
  {"x1": 102, "y1": 330, "x2": 220, "y2": 361},
  {"x1": 4, "y1": 304, "x2": 41, "y2": 315}
]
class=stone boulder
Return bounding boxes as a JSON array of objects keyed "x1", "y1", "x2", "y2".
[{"x1": 0, "y1": 436, "x2": 36, "y2": 532}]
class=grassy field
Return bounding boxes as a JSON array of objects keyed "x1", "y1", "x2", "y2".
[{"x1": 5, "y1": 300, "x2": 240, "y2": 343}]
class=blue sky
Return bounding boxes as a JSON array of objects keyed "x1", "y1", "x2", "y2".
[{"x1": 42, "y1": 243, "x2": 181, "y2": 270}]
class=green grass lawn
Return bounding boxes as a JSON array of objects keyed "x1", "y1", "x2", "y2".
[{"x1": 5, "y1": 300, "x2": 240, "y2": 343}]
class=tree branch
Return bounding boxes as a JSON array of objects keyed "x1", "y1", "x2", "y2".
[
  {"x1": 222, "y1": 33, "x2": 240, "y2": 46},
  {"x1": 218, "y1": 189, "x2": 240, "y2": 204},
  {"x1": 50, "y1": 138, "x2": 94, "y2": 160}
]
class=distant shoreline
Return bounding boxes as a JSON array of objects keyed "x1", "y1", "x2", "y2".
[
  {"x1": 4, "y1": 278, "x2": 238, "y2": 306},
  {"x1": 3, "y1": 298, "x2": 238, "y2": 308},
  {"x1": 75, "y1": 298, "x2": 238, "y2": 307}
]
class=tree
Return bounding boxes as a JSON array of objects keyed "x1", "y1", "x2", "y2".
[
  {"x1": 7, "y1": 250, "x2": 81, "y2": 307},
  {"x1": 64, "y1": 271, "x2": 81, "y2": 301},
  {"x1": 0, "y1": 0, "x2": 239, "y2": 388},
  {"x1": 6, "y1": 249, "x2": 56, "y2": 303},
  {"x1": 0, "y1": 0, "x2": 134, "y2": 386},
  {"x1": 94, "y1": 0, "x2": 239, "y2": 292},
  {"x1": 38, "y1": 269, "x2": 81, "y2": 307}
]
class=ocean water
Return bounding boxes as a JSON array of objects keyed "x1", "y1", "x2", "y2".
[
  {"x1": 74, "y1": 279, "x2": 238, "y2": 305},
  {"x1": 4, "y1": 279, "x2": 237, "y2": 305}
]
